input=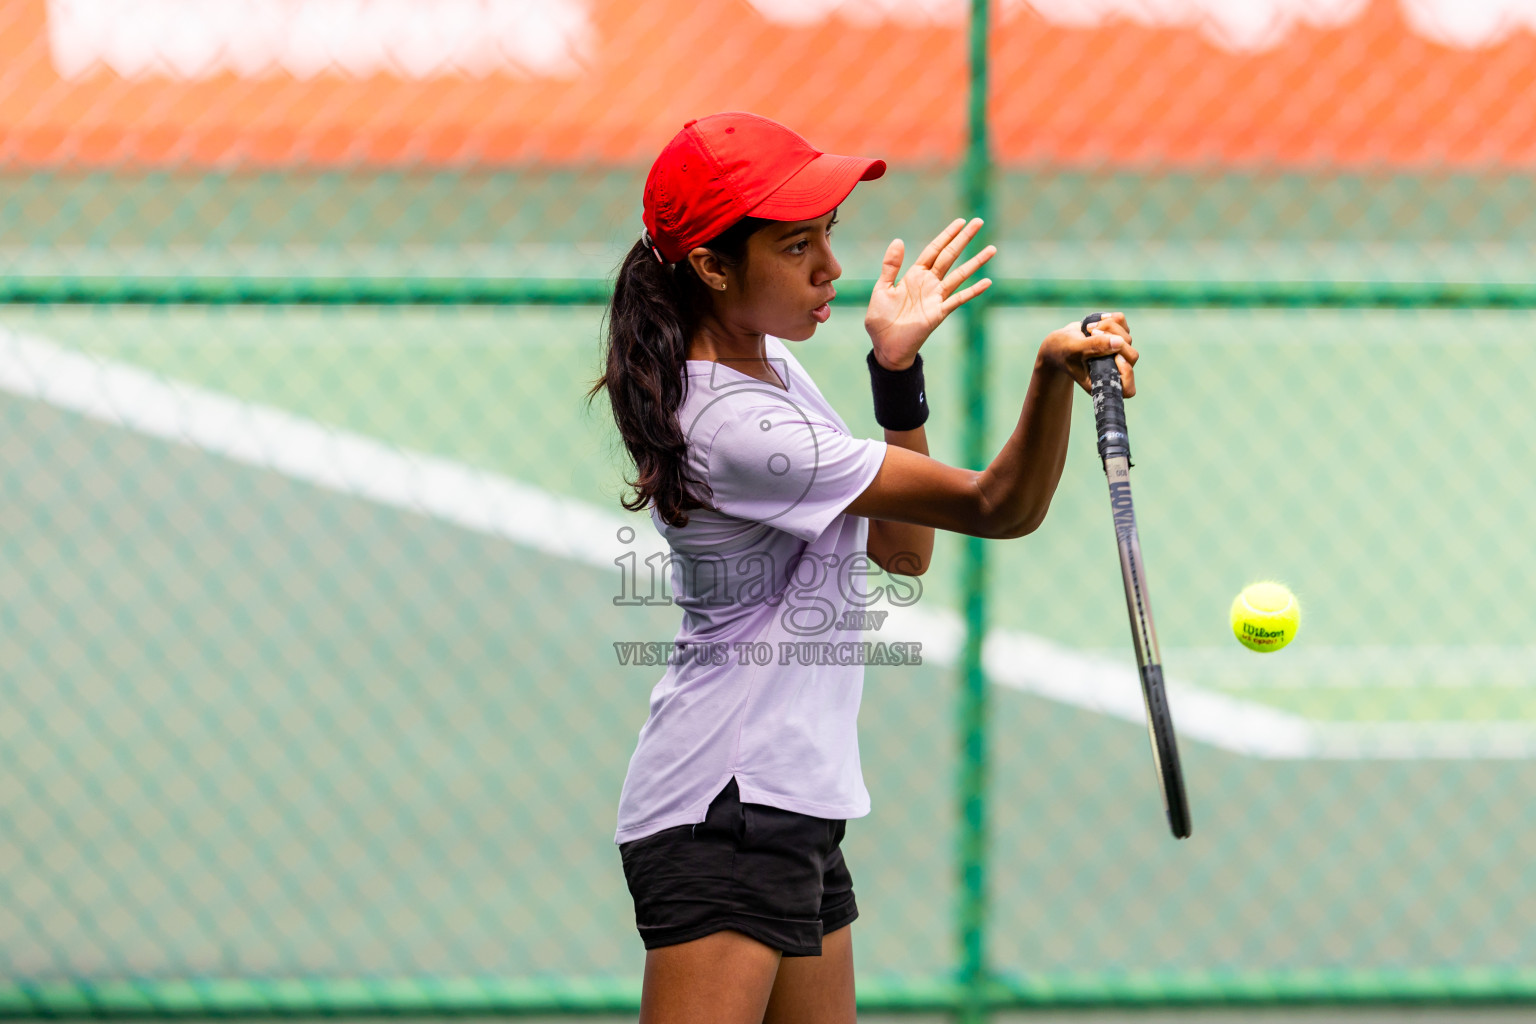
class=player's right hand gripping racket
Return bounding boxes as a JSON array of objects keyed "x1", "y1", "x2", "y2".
[{"x1": 1082, "y1": 312, "x2": 1191, "y2": 840}]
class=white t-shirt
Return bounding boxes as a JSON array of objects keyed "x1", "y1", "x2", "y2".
[{"x1": 614, "y1": 336, "x2": 891, "y2": 844}]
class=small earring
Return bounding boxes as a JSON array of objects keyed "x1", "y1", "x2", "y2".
[{"x1": 717, "y1": 283, "x2": 726, "y2": 290}]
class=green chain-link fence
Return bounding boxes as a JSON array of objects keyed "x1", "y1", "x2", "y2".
[{"x1": 3, "y1": 0, "x2": 1536, "y2": 1019}]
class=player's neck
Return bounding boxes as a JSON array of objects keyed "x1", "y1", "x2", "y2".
[{"x1": 688, "y1": 321, "x2": 778, "y2": 385}]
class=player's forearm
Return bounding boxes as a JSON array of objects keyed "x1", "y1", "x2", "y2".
[
  {"x1": 869, "y1": 426, "x2": 935, "y2": 574},
  {"x1": 977, "y1": 357, "x2": 1076, "y2": 538}
]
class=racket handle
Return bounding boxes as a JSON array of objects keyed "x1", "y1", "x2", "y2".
[
  {"x1": 1081, "y1": 313, "x2": 1131, "y2": 464},
  {"x1": 1087, "y1": 355, "x2": 1131, "y2": 464}
]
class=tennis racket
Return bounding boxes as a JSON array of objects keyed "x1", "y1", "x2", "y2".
[{"x1": 1081, "y1": 312, "x2": 1191, "y2": 840}]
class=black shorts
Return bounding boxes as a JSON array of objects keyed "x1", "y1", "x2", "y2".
[{"x1": 618, "y1": 778, "x2": 858, "y2": 957}]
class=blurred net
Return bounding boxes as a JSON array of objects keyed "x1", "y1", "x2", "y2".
[{"x1": 2, "y1": 0, "x2": 1535, "y2": 1015}]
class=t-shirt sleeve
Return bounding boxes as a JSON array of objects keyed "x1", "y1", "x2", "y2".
[{"x1": 705, "y1": 401, "x2": 887, "y2": 543}]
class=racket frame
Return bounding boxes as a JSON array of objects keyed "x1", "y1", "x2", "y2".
[{"x1": 1082, "y1": 314, "x2": 1191, "y2": 840}]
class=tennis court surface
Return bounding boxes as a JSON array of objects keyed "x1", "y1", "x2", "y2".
[{"x1": 1, "y1": 221, "x2": 1531, "y2": 985}]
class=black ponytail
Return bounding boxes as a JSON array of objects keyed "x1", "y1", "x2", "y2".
[{"x1": 586, "y1": 217, "x2": 770, "y2": 528}]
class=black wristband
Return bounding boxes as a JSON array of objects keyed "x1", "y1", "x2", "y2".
[{"x1": 867, "y1": 349, "x2": 929, "y2": 431}]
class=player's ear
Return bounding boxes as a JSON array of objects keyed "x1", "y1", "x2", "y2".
[{"x1": 687, "y1": 248, "x2": 728, "y2": 291}]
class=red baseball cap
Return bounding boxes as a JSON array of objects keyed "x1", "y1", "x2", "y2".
[{"x1": 642, "y1": 112, "x2": 886, "y2": 264}]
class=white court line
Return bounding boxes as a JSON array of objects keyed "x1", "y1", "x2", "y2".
[
  {"x1": 3, "y1": 325, "x2": 1533, "y2": 760},
  {"x1": 1164, "y1": 645, "x2": 1536, "y2": 689},
  {"x1": 0, "y1": 328, "x2": 618, "y2": 569}
]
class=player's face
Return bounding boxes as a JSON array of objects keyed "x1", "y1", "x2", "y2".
[{"x1": 726, "y1": 211, "x2": 841, "y2": 342}]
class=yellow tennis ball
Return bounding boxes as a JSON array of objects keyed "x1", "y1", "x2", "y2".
[{"x1": 1230, "y1": 581, "x2": 1300, "y2": 653}]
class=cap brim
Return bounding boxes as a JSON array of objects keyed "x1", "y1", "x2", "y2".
[{"x1": 748, "y1": 153, "x2": 886, "y2": 221}]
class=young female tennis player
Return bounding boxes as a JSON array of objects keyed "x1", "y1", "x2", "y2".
[{"x1": 591, "y1": 112, "x2": 1136, "y2": 1024}]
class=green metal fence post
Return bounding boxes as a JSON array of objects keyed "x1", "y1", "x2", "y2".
[{"x1": 957, "y1": 1, "x2": 993, "y2": 1022}]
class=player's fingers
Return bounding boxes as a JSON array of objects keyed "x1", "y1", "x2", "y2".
[
  {"x1": 1080, "y1": 310, "x2": 1132, "y2": 338},
  {"x1": 1084, "y1": 329, "x2": 1125, "y2": 357},
  {"x1": 877, "y1": 239, "x2": 905, "y2": 288},
  {"x1": 939, "y1": 277, "x2": 992, "y2": 315},
  {"x1": 933, "y1": 217, "x2": 984, "y2": 276},
  {"x1": 940, "y1": 245, "x2": 996, "y2": 295},
  {"x1": 914, "y1": 218, "x2": 966, "y2": 269},
  {"x1": 1081, "y1": 311, "x2": 1131, "y2": 344},
  {"x1": 1117, "y1": 352, "x2": 1136, "y2": 398},
  {"x1": 1091, "y1": 317, "x2": 1131, "y2": 344}
]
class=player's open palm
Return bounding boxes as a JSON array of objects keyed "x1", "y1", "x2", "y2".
[{"x1": 865, "y1": 217, "x2": 994, "y2": 371}]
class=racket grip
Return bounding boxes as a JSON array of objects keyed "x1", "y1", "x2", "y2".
[{"x1": 1087, "y1": 355, "x2": 1131, "y2": 464}]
